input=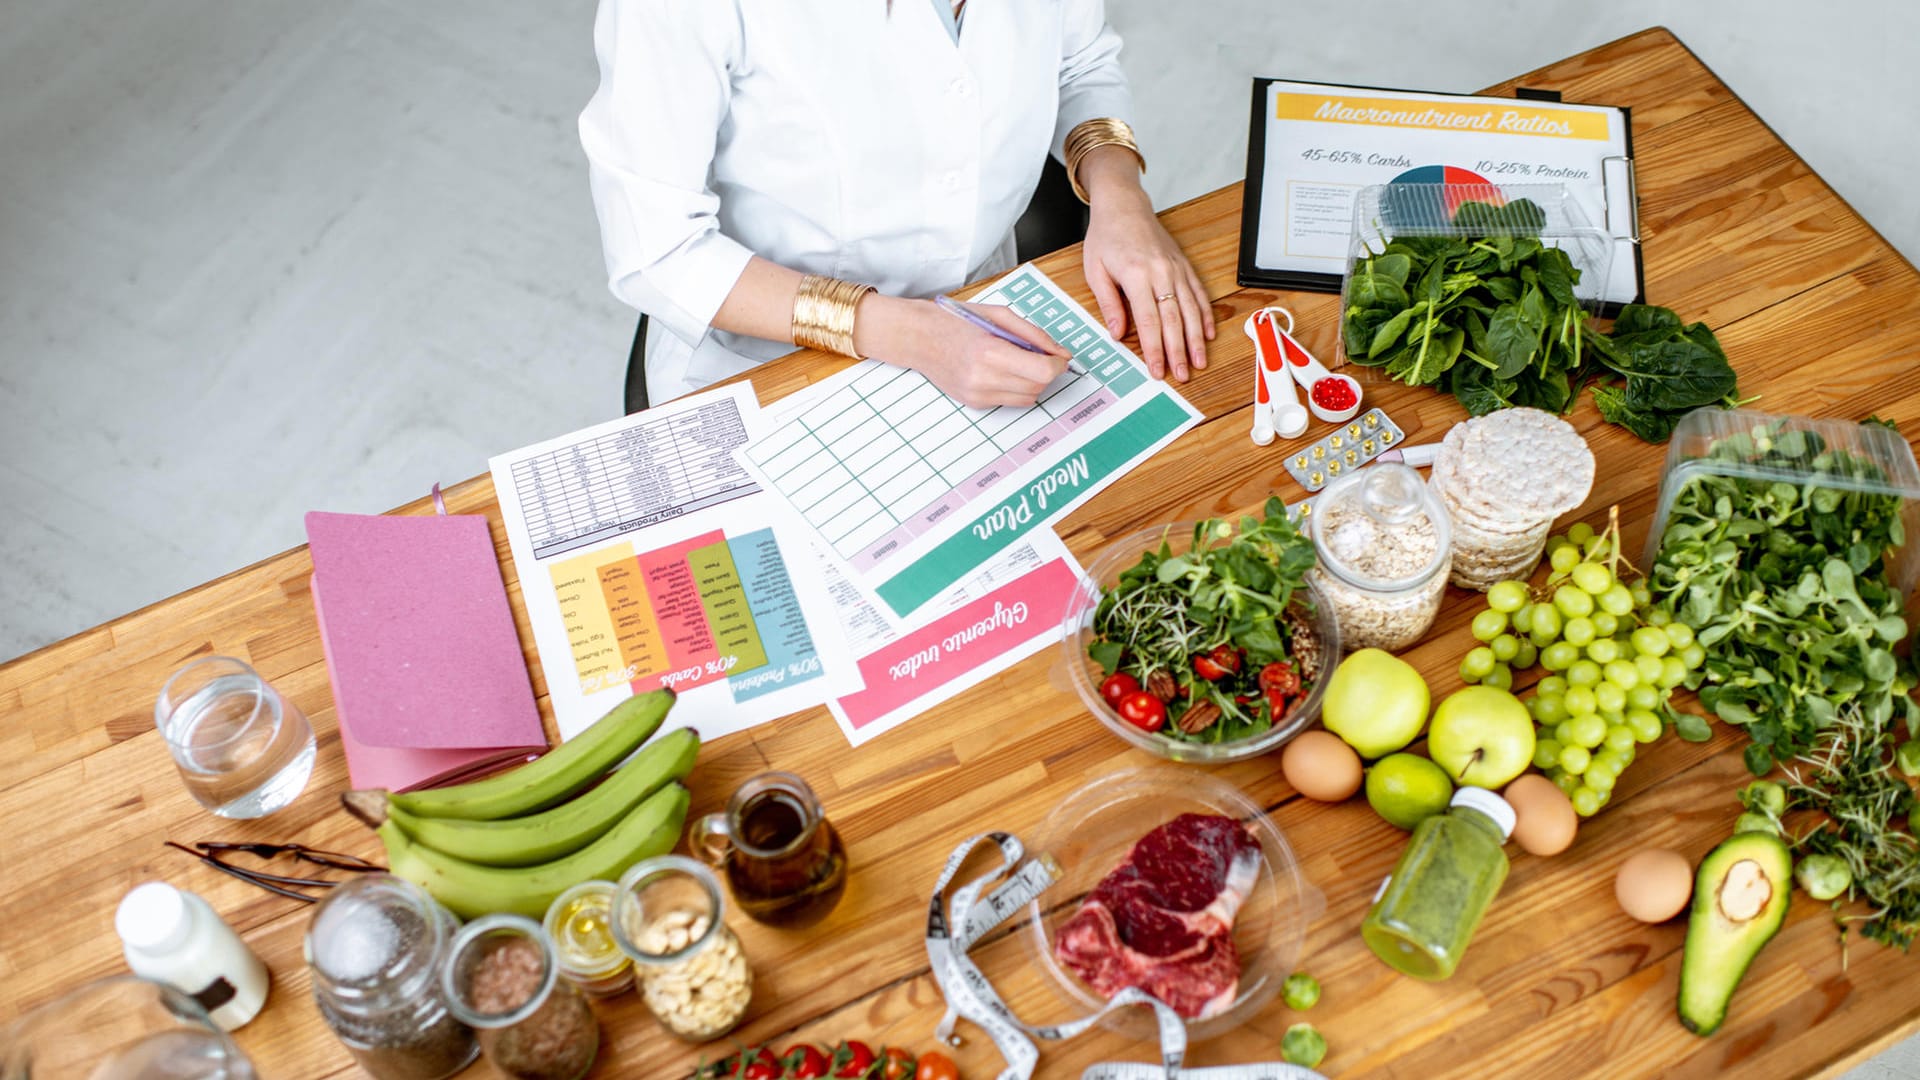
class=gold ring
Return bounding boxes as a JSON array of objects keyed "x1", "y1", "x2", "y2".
[{"x1": 1155, "y1": 292, "x2": 1176, "y2": 303}]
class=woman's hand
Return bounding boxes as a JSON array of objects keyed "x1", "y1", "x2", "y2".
[
  {"x1": 1077, "y1": 146, "x2": 1215, "y2": 382},
  {"x1": 854, "y1": 295, "x2": 1072, "y2": 409}
]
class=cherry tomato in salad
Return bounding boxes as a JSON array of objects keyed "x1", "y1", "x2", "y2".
[
  {"x1": 832, "y1": 1041, "x2": 878, "y2": 1079},
  {"x1": 1098, "y1": 672, "x2": 1140, "y2": 707},
  {"x1": 915, "y1": 1050, "x2": 961, "y2": 1080},
  {"x1": 1193, "y1": 645, "x2": 1241, "y2": 681},
  {"x1": 879, "y1": 1046, "x2": 917, "y2": 1080},
  {"x1": 1117, "y1": 690, "x2": 1167, "y2": 732},
  {"x1": 1258, "y1": 661, "x2": 1301, "y2": 696},
  {"x1": 786, "y1": 1044, "x2": 832, "y2": 1079}
]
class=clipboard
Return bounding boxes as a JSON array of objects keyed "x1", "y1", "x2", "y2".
[{"x1": 1236, "y1": 77, "x2": 1645, "y2": 312}]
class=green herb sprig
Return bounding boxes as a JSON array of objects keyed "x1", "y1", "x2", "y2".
[{"x1": 1739, "y1": 705, "x2": 1920, "y2": 951}]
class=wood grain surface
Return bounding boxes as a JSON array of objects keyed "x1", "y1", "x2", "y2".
[{"x1": 6, "y1": 27, "x2": 1920, "y2": 1079}]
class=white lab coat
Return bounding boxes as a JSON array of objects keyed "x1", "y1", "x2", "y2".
[{"x1": 579, "y1": 0, "x2": 1135, "y2": 404}]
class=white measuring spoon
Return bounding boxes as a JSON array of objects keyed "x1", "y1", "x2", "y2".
[{"x1": 1246, "y1": 307, "x2": 1309, "y2": 439}]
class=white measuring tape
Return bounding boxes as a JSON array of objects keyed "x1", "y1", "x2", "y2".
[{"x1": 924, "y1": 832, "x2": 1328, "y2": 1080}]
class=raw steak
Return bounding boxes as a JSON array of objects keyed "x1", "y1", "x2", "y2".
[{"x1": 1053, "y1": 813, "x2": 1262, "y2": 1019}]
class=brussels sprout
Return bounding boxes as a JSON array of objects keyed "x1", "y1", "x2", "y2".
[
  {"x1": 1282, "y1": 1023, "x2": 1327, "y2": 1069},
  {"x1": 1740, "y1": 780, "x2": 1787, "y2": 817},
  {"x1": 1281, "y1": 972, "x2": 1321, "y2": 1011},
  {"x1": 1733, "y1": 812, "x2": 1780, "y2": 836},
  {"x1": 1896, "y1": 740, "x2": 1920, "y2": 778},
  {"x1": 1795, "y1": 853, "x2": 1853, "y2": 901}
]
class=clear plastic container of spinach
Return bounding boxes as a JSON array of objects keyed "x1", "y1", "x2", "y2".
[{"x1": 1645, "y1": 409, "x2": 1920, "y2": 772}]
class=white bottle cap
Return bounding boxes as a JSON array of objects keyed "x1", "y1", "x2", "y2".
[
  {"x1": 1450, "y1": 787, "x2": 1517, "y2": 841},
  {"x1": 116, "y1": 881, "x2": 192, "y2": 953}
]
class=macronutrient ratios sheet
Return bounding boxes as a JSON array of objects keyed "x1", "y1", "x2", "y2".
[{"x1": 738, "y1": 264, "x2": 1202, "y2": 620}]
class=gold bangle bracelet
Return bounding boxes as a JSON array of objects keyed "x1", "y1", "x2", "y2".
[
  {"x1": 791, "y1": 274, "x2": 875, "y2": 360},
  {"x1": 1064, "y1": 117, "x2": 1144, "y2": 204}
]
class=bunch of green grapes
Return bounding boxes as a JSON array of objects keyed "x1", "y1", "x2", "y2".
[{"x1": 1458, "y1": 518, "x2": 1708, "y2": 817}]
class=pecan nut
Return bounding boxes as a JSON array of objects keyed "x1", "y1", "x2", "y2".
[
  {"x1": 1177, "y1": 699, "x2": 1222, "y2": 735},
  {"x1": 1144, "y1": 669, "x2": 1178, "y2": 702}
]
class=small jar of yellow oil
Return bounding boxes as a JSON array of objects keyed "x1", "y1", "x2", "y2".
[{"x1": 543, "y1": 881, "x2": 634, "y2": 997}]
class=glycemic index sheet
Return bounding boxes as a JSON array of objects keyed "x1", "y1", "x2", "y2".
[{"x1": 738, "y1": 264, "x2": 1201, "y2": 620}]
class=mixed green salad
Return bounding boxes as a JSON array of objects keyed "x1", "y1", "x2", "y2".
[{"x1": 1087, "y1": 497, "x2": 1320, "y2": 743}]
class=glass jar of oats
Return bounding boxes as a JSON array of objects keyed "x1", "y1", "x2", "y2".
[{"x1": 1307, "y1": 463, "x2": 1453, "y2": 653}]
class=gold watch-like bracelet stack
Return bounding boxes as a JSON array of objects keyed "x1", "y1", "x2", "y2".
[
  {"x1": 1063, "y1": 117, "x2": 1145, "y2": 204},
  {"x1": 791, "y1": 274, "x2": 876, "y2": 359}
]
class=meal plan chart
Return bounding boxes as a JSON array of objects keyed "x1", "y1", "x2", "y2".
[
  {"x1": 740, "y1": 265, "x2": 1201, "y2": 619},
  {"x1": 490, "y1": 384, "x2": 859, "y2": 740}
]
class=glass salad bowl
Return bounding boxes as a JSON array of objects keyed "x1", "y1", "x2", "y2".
[
  {"x1": 1059, "y1": 520, "x2": 1340, "y2": 764},
  {"x1": 1020, "y1": 767, "x2": 1321, "y2": 1043}
]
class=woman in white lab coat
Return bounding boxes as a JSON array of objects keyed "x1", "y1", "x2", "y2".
[{"x1": 579, "y1": 0, "x2": 1214, "y2": 408}]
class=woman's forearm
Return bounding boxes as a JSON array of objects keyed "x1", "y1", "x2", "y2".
[
  {"x1": 704, "y1": 255, "x2": 1071, "y2": 408},
  {"x1": 1077, "y1": 143, "x2": 1152, "y2": 213}
]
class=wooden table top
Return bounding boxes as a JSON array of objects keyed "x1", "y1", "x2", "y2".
[{"x1": 7, "y1": 26, "x2": 1920, "y2": 1079}]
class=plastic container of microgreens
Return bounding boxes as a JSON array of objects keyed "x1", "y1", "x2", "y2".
[
  {"x1": 1337, "y1": 183, "x2": 1615, "y2": 372},
  {"x1": 1644, "y1": 409, "x2": 1920, "y2": 597}
]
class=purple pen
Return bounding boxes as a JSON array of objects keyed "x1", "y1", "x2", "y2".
[{"x1": 934, "y1": 294, "x2": 1087, "y2": 375}]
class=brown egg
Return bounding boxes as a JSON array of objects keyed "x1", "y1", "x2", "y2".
[
  {"x1": 1504, "y1": 774, "x2": 1579, "y2": 856},
  {"x1": 1615, "y1": 848, "x2": 1695, "y2": 923},
  {"x1": 1281, "y1": 730, "x2": 1363, "y2": 802}
]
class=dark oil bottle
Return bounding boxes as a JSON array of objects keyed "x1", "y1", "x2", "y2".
[{"x1": 693, "y1": 771, "x2": 848, "y2": 930}]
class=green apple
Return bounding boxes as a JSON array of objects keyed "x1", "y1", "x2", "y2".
[
  {"x1": 1321, "y1": 648, "x2": 1429, "y2": 758},
  {"x1": 1428, "y1": 686, "x2": 1536, "y2": 788}
]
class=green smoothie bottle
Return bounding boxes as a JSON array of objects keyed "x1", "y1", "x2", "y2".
[{"x1": 1361, "y1": 787, "x2": 1516, "y2": 980}]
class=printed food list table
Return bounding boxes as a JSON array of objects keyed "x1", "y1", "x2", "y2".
[{"x1": 5, "y1": 28, "x2": 1920, "y2": 1078}]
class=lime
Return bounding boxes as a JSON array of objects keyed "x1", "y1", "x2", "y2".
[{"x1": 1365, "y1": 753, "x2": 1454, "y2": 830}]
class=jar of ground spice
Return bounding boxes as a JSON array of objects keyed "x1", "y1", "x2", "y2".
[
  {"x1": 443, "y1": 915, "x2": 599, "y2": 1080},
  {"x1": 306, "y1": 874, "x2": 478, "y2": 1080}
]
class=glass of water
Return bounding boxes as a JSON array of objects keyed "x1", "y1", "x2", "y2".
[
  {"x1": 1, "y1": 975, "x2": 258, "y2": 1079},
  {"x1": 156, "y1": 656, "x2": 316, "y2": 818}
]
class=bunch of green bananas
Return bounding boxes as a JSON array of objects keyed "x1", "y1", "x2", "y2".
[{"x1": 342, "y1": 689, "x2": 697, "y2": 919}]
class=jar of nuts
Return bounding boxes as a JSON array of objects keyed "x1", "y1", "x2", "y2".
[
  {"x1": 1306, "y1": 463, "x2": 1453, "y2": 653},
  {"x1": 611, "y1": 856, "x2": 752, "y2": 1042}
]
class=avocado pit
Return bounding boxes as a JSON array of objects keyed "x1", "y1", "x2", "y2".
[{"x1": 1715, "y1": 858, "x2": 1772, "y2": 923}]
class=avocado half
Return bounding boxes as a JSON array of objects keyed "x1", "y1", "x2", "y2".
[{"x1": 1677, "y1": 831, "x2": 1793, "y2": 1036}]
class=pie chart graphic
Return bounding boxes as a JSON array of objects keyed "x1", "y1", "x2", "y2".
[{"x1": 1382, "y1": 165, "x2": 1502, "y2": 228}]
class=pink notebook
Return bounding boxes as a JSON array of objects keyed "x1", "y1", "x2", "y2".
[{"x1": 306, "y1": 510, "x2": 547, "y2": 792}]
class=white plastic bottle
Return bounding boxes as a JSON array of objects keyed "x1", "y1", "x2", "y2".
[{"x1": 115, "y1": 881, "x2": 271, "y2": 1031}]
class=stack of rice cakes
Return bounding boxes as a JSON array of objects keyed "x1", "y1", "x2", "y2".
[{"x1": 1432, "y1": 408, "x2": 1595, "y2": 591}]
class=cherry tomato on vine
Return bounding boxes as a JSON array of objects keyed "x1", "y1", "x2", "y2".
[
  {"x1": 879, "y1": 1047, "x2": 917, "y2": 1080},
  {"x1": 741, "y1": 1048, "x2": 782, "y2": 1080},
  {"x1": 832, "y1": 1042, "x2": 877, "y2": 1079},
  {"x1": 1098, "y1": 672, "x2": 1140, "y2": 707},
  {"x1": 1117, "y1": 691, "x2": 1167, "y2": 732},
  {"x1": 915, "y1": 1050, "x2": 961, "y2": 1080},
  {"x1": 785, "y1": 1045, "x2": 831, "y2": 1079}
]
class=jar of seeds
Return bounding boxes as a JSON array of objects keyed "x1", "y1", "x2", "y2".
[
  {"x1": 443, "y1": 915, "x2": 599, "y2": 1080},
  {"x1": 611, "y1": 856, "x2": 753, "y2": 1042},
  {"x1": 306, "y1": 874, "x2": 478, "y2": 1080},
  {"x1": 1307, "y1": 463, "x2": 1453, "y2": 652}
]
